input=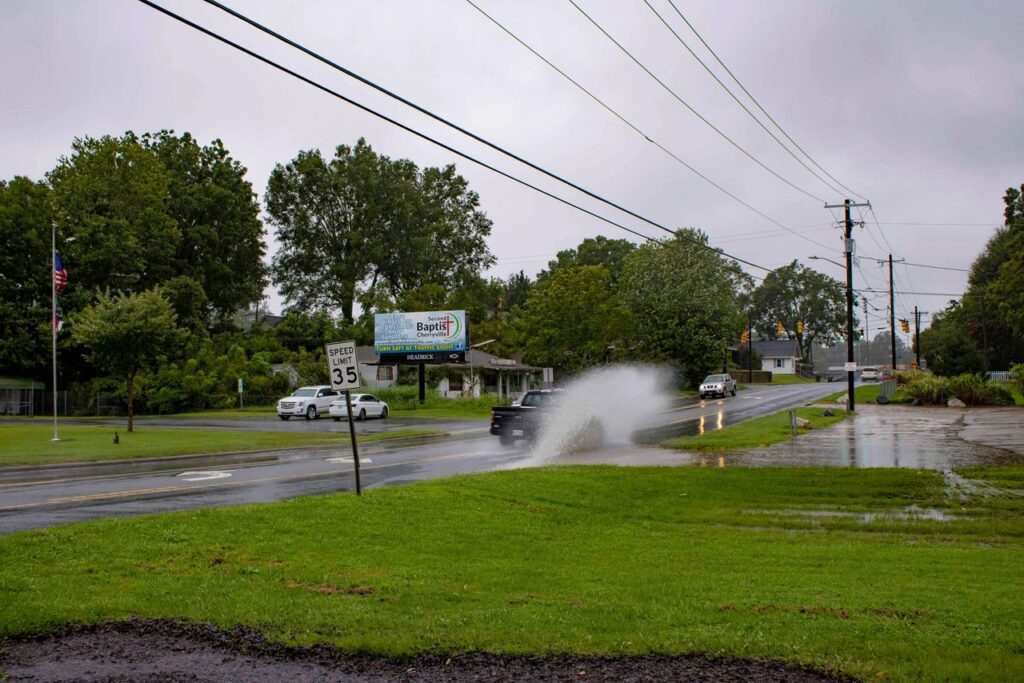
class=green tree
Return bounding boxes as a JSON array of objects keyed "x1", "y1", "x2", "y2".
[
  {"x1": 749, "y1": 260, "x2": 846, "y2": 360},
  {"x1": 920, "y1": 302, "x2": 985, "y2": 377},
  {"x1": 620, "y1": 230, "x2": 742, "y2": 386},
  {"x1": 518, "y1": 265, "x2": 632, "y2": 374},
  {"x1": 72, "y1": 289, "x2": 181, "y2": 431},
  {"x1": 0, "y1": 177, "x2": 53, "y2": 380},
  {"x1": 141, "y1": 131, "x2": 267, "y2": 324},
  {"x1": 266, "y1": 138, "x2": 494, "y2": 323},
  {"x1": 48, "y1": 134, "x2": 179, "y2": 306},
  {"x1": 541, "y1": 236, "x2": 636, "y2": 283}
]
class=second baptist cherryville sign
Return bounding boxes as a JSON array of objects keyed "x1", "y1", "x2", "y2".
[{"x1": 374, "y1": 311, "x2": 468, "y2": 363}]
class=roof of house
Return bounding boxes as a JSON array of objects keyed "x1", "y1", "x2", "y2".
[{"x1": 750, "y1": 339, "x2": 801, "y2": 358}]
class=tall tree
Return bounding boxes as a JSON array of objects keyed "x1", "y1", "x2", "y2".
[
  {"x1": 620, "y1": 230, "x2": 742, "y2": 386},
  {"x1": 141, "y1": 131, "x2": 267, "y2": 324},
  {"x1": 541, "y1": 236, "x2": 636, "y2": 283},
  {"x1": 266, "y1": 138, "x2": 494, "y2": 323},
  {"x1": 72, "y1": 289, "x2": 181, "y2": 432},
  {"x1": 749, "y1": 260, "x2": 847, "y2": 359},
  {"x1": 0, "y1": 177, "x2": 52, "y2": 380},
  {"x1": 48, "y1": 134, "x2": 179, "y2": 307},
  {"x1": 518, "y1": 265, "x2": 632, "y2": 374}
]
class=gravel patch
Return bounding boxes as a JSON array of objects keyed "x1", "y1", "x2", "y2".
[{"x1": 0, "y1": 618, "x2": 850, "y2": 682}]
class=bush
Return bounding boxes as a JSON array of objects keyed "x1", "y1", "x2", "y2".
[
  {"x1": 947, "y1": 374, "x2": 992, "y2": 406},
  {"x1": 373, "y1": 385, "x2": 510, "y2": 413},
  {"x1": 892, "y1": 369, "x2": 927, "y2": 386},
  {"x1": 897, "y1": 375, "x2": 949, "y2": 404}
]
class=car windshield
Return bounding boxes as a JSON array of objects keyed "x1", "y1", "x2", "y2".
[
  {"x1": 520, "y1": 392, "x2": 555, "y2": 407},
  {"x1": 291, "y1": 388, "x2": 317, "y2": 397},
  {"x1": 703, "y1": 375, "x2": 726, "y2": 383}
]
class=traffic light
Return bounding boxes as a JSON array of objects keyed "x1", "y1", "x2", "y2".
[
  {"x1": 796, "y1": 320, "x2": 803, "y2": 334},
  {"x1": 776, "y1": 321, "x2": 785, "y2": 336},
  {"x1": 900, "y1": 319, "x2": 910, "y2": 333},
  {"x1": 741, "y1": 330, "x2": 750, "y2": 343}
]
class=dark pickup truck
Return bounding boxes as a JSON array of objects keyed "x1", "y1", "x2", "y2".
[{"x1": 490, "y1": 389, "x2": 562, "y2": 445}]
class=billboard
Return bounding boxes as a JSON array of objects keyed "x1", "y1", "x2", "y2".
[{"x1": 374, "y1": 310, "x2": 467, "y2": 355}]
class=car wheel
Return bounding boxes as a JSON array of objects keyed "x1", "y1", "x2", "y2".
[
  {"x1": 332, "y1": 416, "x2": 341, "y2": 422},
  {"x1": 731, "y1": 387, "x2": 736, "y2": 397},
  {"x1": 305, "y1": 405, "x2": 317, "y2": 420},
  {"x1": 279, "y1": 415, "x2": 290, "y2": 421},
  {"x1": 358, "y1": 408, "x2": 366, "y2": 421},
  {"x1": 380, "y1": 406, "x2": 389, "y2": 419}
]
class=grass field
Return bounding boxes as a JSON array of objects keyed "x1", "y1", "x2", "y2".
[
  {"x1": 0, "y1": 425, "x2": 445, "y2": 467},
  {"x1": 661, "y1": 406, "x2": 848, "y2": 450},
  {"x1": 1, "y1": 466, "x2": 1021, "y2": 681},
  {"x1": 822, "y1": 383, "x2": 883, "y2": 405}
]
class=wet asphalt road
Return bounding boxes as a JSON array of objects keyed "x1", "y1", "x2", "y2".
[{"x1": 0, "y1": 382, "x2": 863, "y2": 534}]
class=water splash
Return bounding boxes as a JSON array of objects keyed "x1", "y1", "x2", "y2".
[{"x1": 526, "y1": 364, "x2": 674, "y2": 464}]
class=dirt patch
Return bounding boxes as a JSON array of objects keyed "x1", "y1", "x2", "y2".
[{"x1": 0, "y1": 618, "x2": 850, "y2": 682}]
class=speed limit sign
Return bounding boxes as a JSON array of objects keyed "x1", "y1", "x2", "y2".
[{"x1": 325, "y1": 340, "x2": 361, "y2": 391}]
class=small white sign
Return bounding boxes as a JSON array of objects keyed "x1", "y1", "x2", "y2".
[
  {"x1": 325, "y1": 340, "x2": 360, "y2": 391},
  {"x1": 237, "y1": 378, "x2": 243, "y2": 393},
  {"x1": 845, "y1": 362, "x2": 858, "y2": 372}
]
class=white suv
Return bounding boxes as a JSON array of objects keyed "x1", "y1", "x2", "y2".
[
  {"x1": 277, "y1": 385, "x2": 338, "y2": 421},
  {"x1": 700, "y1": 373, "x2": 737, "y2": 399}
]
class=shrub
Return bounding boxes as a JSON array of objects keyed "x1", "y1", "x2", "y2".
[
  {"x1": 985, "y1": 383, "x2": 1015, "y2": 406},
  {"x1": 947, "y1": 374, "x2": 991, "y2": 405},
  {"x1": 892, "y1": 369, "x2": 926, "y2": 386},
  {"x1": 897, "y1": 374, "x2": 949, "y2": 405}
]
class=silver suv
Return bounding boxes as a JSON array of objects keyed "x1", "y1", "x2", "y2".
[
  {"x1": 699, "y1": 373, "x2": 737, "y2": 399},
  {"x1": 277, "y1": 385, "x2": 338, "y2": 421}
]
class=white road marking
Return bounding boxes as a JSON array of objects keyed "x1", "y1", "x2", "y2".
[
  {"x1": 176, "y1": 471, "x2": 232, "y2": 482},
  {"x1": 325, "y1": 457, "x2": 372, "y2": 464}
]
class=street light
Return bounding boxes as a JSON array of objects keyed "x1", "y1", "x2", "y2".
[{"x1": 808, "y1": 255, "x2": 845, "y2": 269}]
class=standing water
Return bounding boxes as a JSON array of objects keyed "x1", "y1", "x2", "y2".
[{"x1": 525, "y1": 364, "x2": 674, "y2": 464}]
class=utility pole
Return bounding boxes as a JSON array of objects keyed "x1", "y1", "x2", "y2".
[
  {"x1": 914, "y1": 306, "x2": 922, "y2": 368},
  {"x1": 826, "y1": 199, "x2": 870, "y2": 412},
  {"x1": 747, "y1": 315, "x2": 753, "y2": 383},
  {"x1": 888, "y1": 254, "x2": 896, "y2": 369},
  {"x1": 863, "y1": 297, "x2": 869, "y2": 366}
]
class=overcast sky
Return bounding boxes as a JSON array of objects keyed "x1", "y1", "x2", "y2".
[{"x1": 3, "y1": 0, "x2": 1022, "y2": 335}]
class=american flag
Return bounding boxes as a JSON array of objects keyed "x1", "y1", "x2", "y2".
[
  {"x1": 54, "y1": 252, "x2": 68, "y2": 293},
  {"x1": 54, "y1": 312, "x2": 64, "y2": 335}
]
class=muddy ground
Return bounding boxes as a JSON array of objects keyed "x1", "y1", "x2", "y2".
[{"x1": 0, "y1": 619, "x2": 849, "y2": 682}]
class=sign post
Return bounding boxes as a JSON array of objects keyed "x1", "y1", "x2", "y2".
[
  {"x1": 237, "y1": 377, "x2": 244, "y2": 409},
  {"x1": 325, "y1": 340, "x2": 362, "y2": 495}
]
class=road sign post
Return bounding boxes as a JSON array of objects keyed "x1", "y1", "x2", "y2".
[{"x1": 325, "y1": 341, "x2": 362, "y2": 496}]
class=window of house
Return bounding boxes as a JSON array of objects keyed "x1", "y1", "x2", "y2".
[
  {"x1": 376, "y1": 366, "x2": 394, "y2": 381},
  {"x1": 775, "y1": 358, "x2": 786, "y2": 368},
  {"x1": 449, "y1": 374, "x2": 464, "y2": 391}
]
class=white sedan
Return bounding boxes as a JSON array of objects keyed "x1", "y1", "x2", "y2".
[{"x1": 329, "y1": 393, "x2": 390, "y2": 421}]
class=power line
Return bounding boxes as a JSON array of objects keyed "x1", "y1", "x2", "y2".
[
  {"x1": 663, "y1": 0, "x2": 866, "y2": 202},
  {"x1": 463, "y1": 0, "x2": 843, "y2": 255},
  {"x1": 567, "y1": 0, "x2": 828, "y2": 204},
  {"x1": 641, "y1": 0, "x2": 846, "y2": 198},
  {"x1": 860, "y1": 289, "x2": 963, "y2": 297},
  {"x1": 138, "y1": 0, "x2": 773, "y2": 280}
]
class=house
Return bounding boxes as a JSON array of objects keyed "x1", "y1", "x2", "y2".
[
  {"x1": 355, "y1": 345, "x2": 398, "y2": 389},
  {"x1": 434, "y1": 348, "x2": 544, "y2": 399},
  {"x1": 750, "y1": 339, "x2": 802, "y2": 376}
]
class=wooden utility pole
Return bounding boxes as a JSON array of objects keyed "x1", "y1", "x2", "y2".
[
  {"x1": 825, "y1": 199, "x2": 870, "y2": 412},
  {"x1": 888, "y1": 255, "x2": 896, "y2": 368}
]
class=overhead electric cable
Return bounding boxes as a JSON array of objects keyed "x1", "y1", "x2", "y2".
[
  {"x1": 663, "y1": 0, "x2": 866, "y2": 202},
  {"x1": 463, "y1": 0, "x2": 842, "y2": 254},
  {"x1": 641, "y1": 0, "x2": 845, "y2": 198},
  {"x1": 138, "y1": 0, "x2": 774, "y2": 278},
  {"x1": 566, "y1": 0, "x2": 828, "y2": 204}
]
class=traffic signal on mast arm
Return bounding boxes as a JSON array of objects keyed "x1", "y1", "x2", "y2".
[
  {"x1": 900, "y1": 319, "x2": 910, "y2": 333},
  {"x1": 741, "y1": 329, "x2": 750, "y2": 343},
  {"x1": 776, "y1": 321, "x2": 785, "y2": 336},
  {"x1": 796, "y1": 321, "x2": 803, "y2": 334}
]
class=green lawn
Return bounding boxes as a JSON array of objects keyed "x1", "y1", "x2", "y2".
[
  {"x1": 0, "y1": 425, "x2": 445, "y2": 467},
  {"x1": 661, "y1": 407, "x2": 848, "y2": 450},
  {"x1": 822, "y1": 383, "x2": 883, "y2": 405},
  {"x1": 1, "y1": 466, "x2": 1022, "y2": 681}
]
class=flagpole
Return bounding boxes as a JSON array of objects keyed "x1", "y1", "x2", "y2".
[{"x1": 51, "y1": 222, "x2": 59, "y2": 442}]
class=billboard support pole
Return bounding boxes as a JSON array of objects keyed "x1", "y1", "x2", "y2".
[{"x1": 418, "y1": 363, "x2": 426, "y2": 403}]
